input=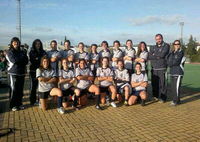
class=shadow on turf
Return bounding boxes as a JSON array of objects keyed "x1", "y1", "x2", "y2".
[{"x1": 0, "y1": 128, "x2": 17, "y2": 138}]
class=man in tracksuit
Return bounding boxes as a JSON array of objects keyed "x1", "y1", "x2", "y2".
[
  {"x1": 149, "y1": 34, "x2": 170, "y2": 103},
  {"x1": 166, "y1": 40, "x2": 186, "y2": 106}
]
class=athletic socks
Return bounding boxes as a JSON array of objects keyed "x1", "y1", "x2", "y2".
[
  {"x1": 57, "y1": 96, "x2": 63, "y2": 108},
  {"x1": 95, "y1": 95, "x2": 100, "y2": 107},
  {"x1": 74, "y1": 95, "x2": 78, "y2": 107}
]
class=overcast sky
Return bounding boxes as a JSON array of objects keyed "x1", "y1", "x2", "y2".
[{"x1": 0, "y1": 0, "x2": 200, "y2": 46}]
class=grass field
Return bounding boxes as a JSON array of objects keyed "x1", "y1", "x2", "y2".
[{"x1": 148, "y1": 63, "x2": 200, "y2": 92}]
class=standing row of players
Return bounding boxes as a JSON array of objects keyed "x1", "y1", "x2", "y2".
[{"x1": 6, "y1": 34, "x2": 186, "y2": 114}]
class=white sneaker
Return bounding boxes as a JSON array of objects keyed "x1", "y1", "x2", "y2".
[
  {"x1": 110, "y1": 102, "x2": 117, "y2": 108},
  {"x1": 57, "y1": 107, "x2": 65, "y2": 114},
  {"x1": 12, "y1": 106, "x2": 18, "y2": 111},
  {"x1": 19, "y1": 105, "x2": 25, "y2": 110}
]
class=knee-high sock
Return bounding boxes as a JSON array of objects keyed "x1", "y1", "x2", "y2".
[
  {"x1": 95, "y1": 95, "x2": 100, "y2": 106},
  {"x1": 57, "y1": 96, "x2": 63, "y2": 108},
  {"x1": 74, "y1": 95, "x2": 78, "y2": 107}
]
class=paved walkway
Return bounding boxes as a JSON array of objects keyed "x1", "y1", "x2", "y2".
[{"x1": 0, "y1": 76, "x2": 200, "y2": 142}]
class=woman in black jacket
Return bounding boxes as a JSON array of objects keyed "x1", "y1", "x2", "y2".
[
  {"x1": 29, "y1": 39, "x2": 46, "y2": 105},
  {"x1": 166, "y1": 40, "x2": 186, "y2": 106},
  {"x1": 6, "y1": 37, "x2": 28, "y2": 111}
]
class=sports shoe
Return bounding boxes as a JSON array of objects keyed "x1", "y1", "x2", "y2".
[
  {"x1": 124, "y1": 101, "x2": 128, "y2": 106},
  {"x1": 110, "y1": 102, "x2": 117, "y2": 108},
  {"x1": 141, "y1": 100, "x2": 145, "y2": 106},
  {"x1": 95, "y1": 105, "x2": 102, "y2": 110},
  {"x1": 158, "y1": 99, "x2": 165, "y2": 103},
  {"x1": 12, "y1": 106, "x2": 18, "y2": 111},
  {"x1": 72, "y1": 105, "x2": 79, "y2": 111},
  {"x1": 169, "y1": 101, "x2": 178, "y2": 107},
  {"x1": 57, "y1": 107, "x2": 65, "y2": 114},
  {"x1": 19, "y1": 105, "x2": 25, "y2": 110},
  {"x1": 151, "y1": 97, "x2": 159, "y2": 101}
]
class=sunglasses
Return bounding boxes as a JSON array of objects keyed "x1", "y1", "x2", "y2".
[{"x1": 174, "y1": 44, "x2": 180, "y2": 45}]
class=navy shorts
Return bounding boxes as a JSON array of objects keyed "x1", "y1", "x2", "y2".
[
  {"x1": 38, "y1": 91, "x2": 51, "y2": 99},
  {"x1": 62, "y1": 86, "x2": 77, "y2": 102},
  {"x1": 132, "y1": 90, "x2": 145, "y2": 97},
  {"x1": 100, "y1": 86, "x2": 110, "y2": 94},
  {"x1": 79, "y1": 85, "x2": 91, "y2": 97}
]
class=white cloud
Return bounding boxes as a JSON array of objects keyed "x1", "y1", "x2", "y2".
[
  {"x1": 126, "y1": 14, "x2": 185, "y2": 26},
  {"x1": 31, "y1": 27, "x2": 53, "y2": 32}
]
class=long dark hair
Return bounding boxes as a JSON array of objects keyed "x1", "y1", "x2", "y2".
[
  {"x1": 137, "y1": 41, "x2": 148, "y2": 57},
  {"x1": 32, "y1": 39, "x2": 43, "y2": 52},
  {"x1": 10, "y1": 37, "x2": 21, "y2": 51},
  {"x1": 39, "y1": 56, "x2": 52, "y2": 72}
]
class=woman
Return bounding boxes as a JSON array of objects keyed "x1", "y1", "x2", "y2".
[
  {"x1": 166, "y1": 40, "x2": 186, "y2": 106},
  {"x1": 74, "y1": 42, "x2": 89, "y2": 68},
  {"x1": 129, "y1": 62, "x2": 148, "y2": 106},
  {"x1": 36, "y1": 56, "x2": 64, "y2": 114},
  {"x1": 6, "y1": 37, "x2": 28, "y2": 111},
  {"x1": 112, "y1": 40, "x2": 123, "y2": 70},
  {"x1": 135, "y1": 41, "x2": 148, "y2": 74},
  {"x1": 123, "y1": 39, "x2": 136, "y2": 76},
  {"x1": 99, "y1": 41, "x2": 111, "y2": 63},
  {"x1": 60, "y1": 40, "x2": 75, "y2": 70},
  {"x1": 89, "y1": 44, "x2": 99, "y2": 80},
  {"x1": 47, "y1": 40, "x2": 61, "y2": 76},
  {"x1": 29, "y1": 39, "x2": 47, "y2": 105},
  {"x1": 96, "y1": 57, "x2": 117, "y2": 107},
  {"x1": 114, "y1": 60, "x2": 131, "y2": 105},
  {"x1": 75, "y1": 59, "x2": 101, "y2": 110},
  {"x1": 59, "y1": 58, "x2": 80, "y2": 110}
]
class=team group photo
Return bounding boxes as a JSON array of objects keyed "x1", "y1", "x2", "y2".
[{"x1": 0, "y1": 0, "x2": 200, "y2": 142}]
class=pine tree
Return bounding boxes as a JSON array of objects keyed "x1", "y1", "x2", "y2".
[{"x1": 185, "y1": 35, "x2": 197, "y2": 58}]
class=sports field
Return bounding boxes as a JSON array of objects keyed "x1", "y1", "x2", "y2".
[{"x1": 147, "y1": 63, "x2": 200, "y2": 93}]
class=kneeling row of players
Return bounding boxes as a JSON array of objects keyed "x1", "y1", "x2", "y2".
[{"x1": 37, "y1": 56, "x2": 147, "y2": 114}]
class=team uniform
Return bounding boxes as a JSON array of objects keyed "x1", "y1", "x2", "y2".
[
  {"x1": 59, "y1": 69, "x2": 79, "y2": 106},
  {"x1": 36, "y1": 68, "x2": 63, "y2": 112},
  {"x1": 60, "y1": 49, "x2": 75, "y2": 69},
  {"x1": 112, "y1": 48, "x2": 123, "y2": 70},
  {"x1": 138, "y1": 51, "x2": 148, "y2": 73},
  {"x1": 96, "y1": 67, "x2": 114, "y2": 93},
  {"x1": 36, "y1": 68, "x2": 57, "y2": 99},
  {"x1": 99, "y1": 49, "x2": 111, "y2": 60},
  {"x1": 131, "y1": 73, "x2": 148, "y2": 96},
  {"x1": 6, "y1": 49, "x2": 28, "y2": 109},
  {"x1": 89, "y1": 52, "x2": 99, "y2": 76},
  {"x1": 166, "y1": 48, "x2": 186, "y2": 104},
  {"x1": 124, "y1": 47, "x2": 136, "y2": 75},
  {"x1": 75, "y1": 67, "x2": 93, "y2": 96},
  {"x1": 29, "y1": 48, "x2": 46, "y2": 105},
  {"x1": 114, "y1": 68, "x2": 132, "y2": 95},
  {"x1": 149, "y1": 42, "x2": 170, "y2": 101},
  {"x1": 47, "y1": 50, "x2": 61, "y2": 75},
  {"x1": 74, "y1": 51, "x2": 89, "y2": 68}
]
